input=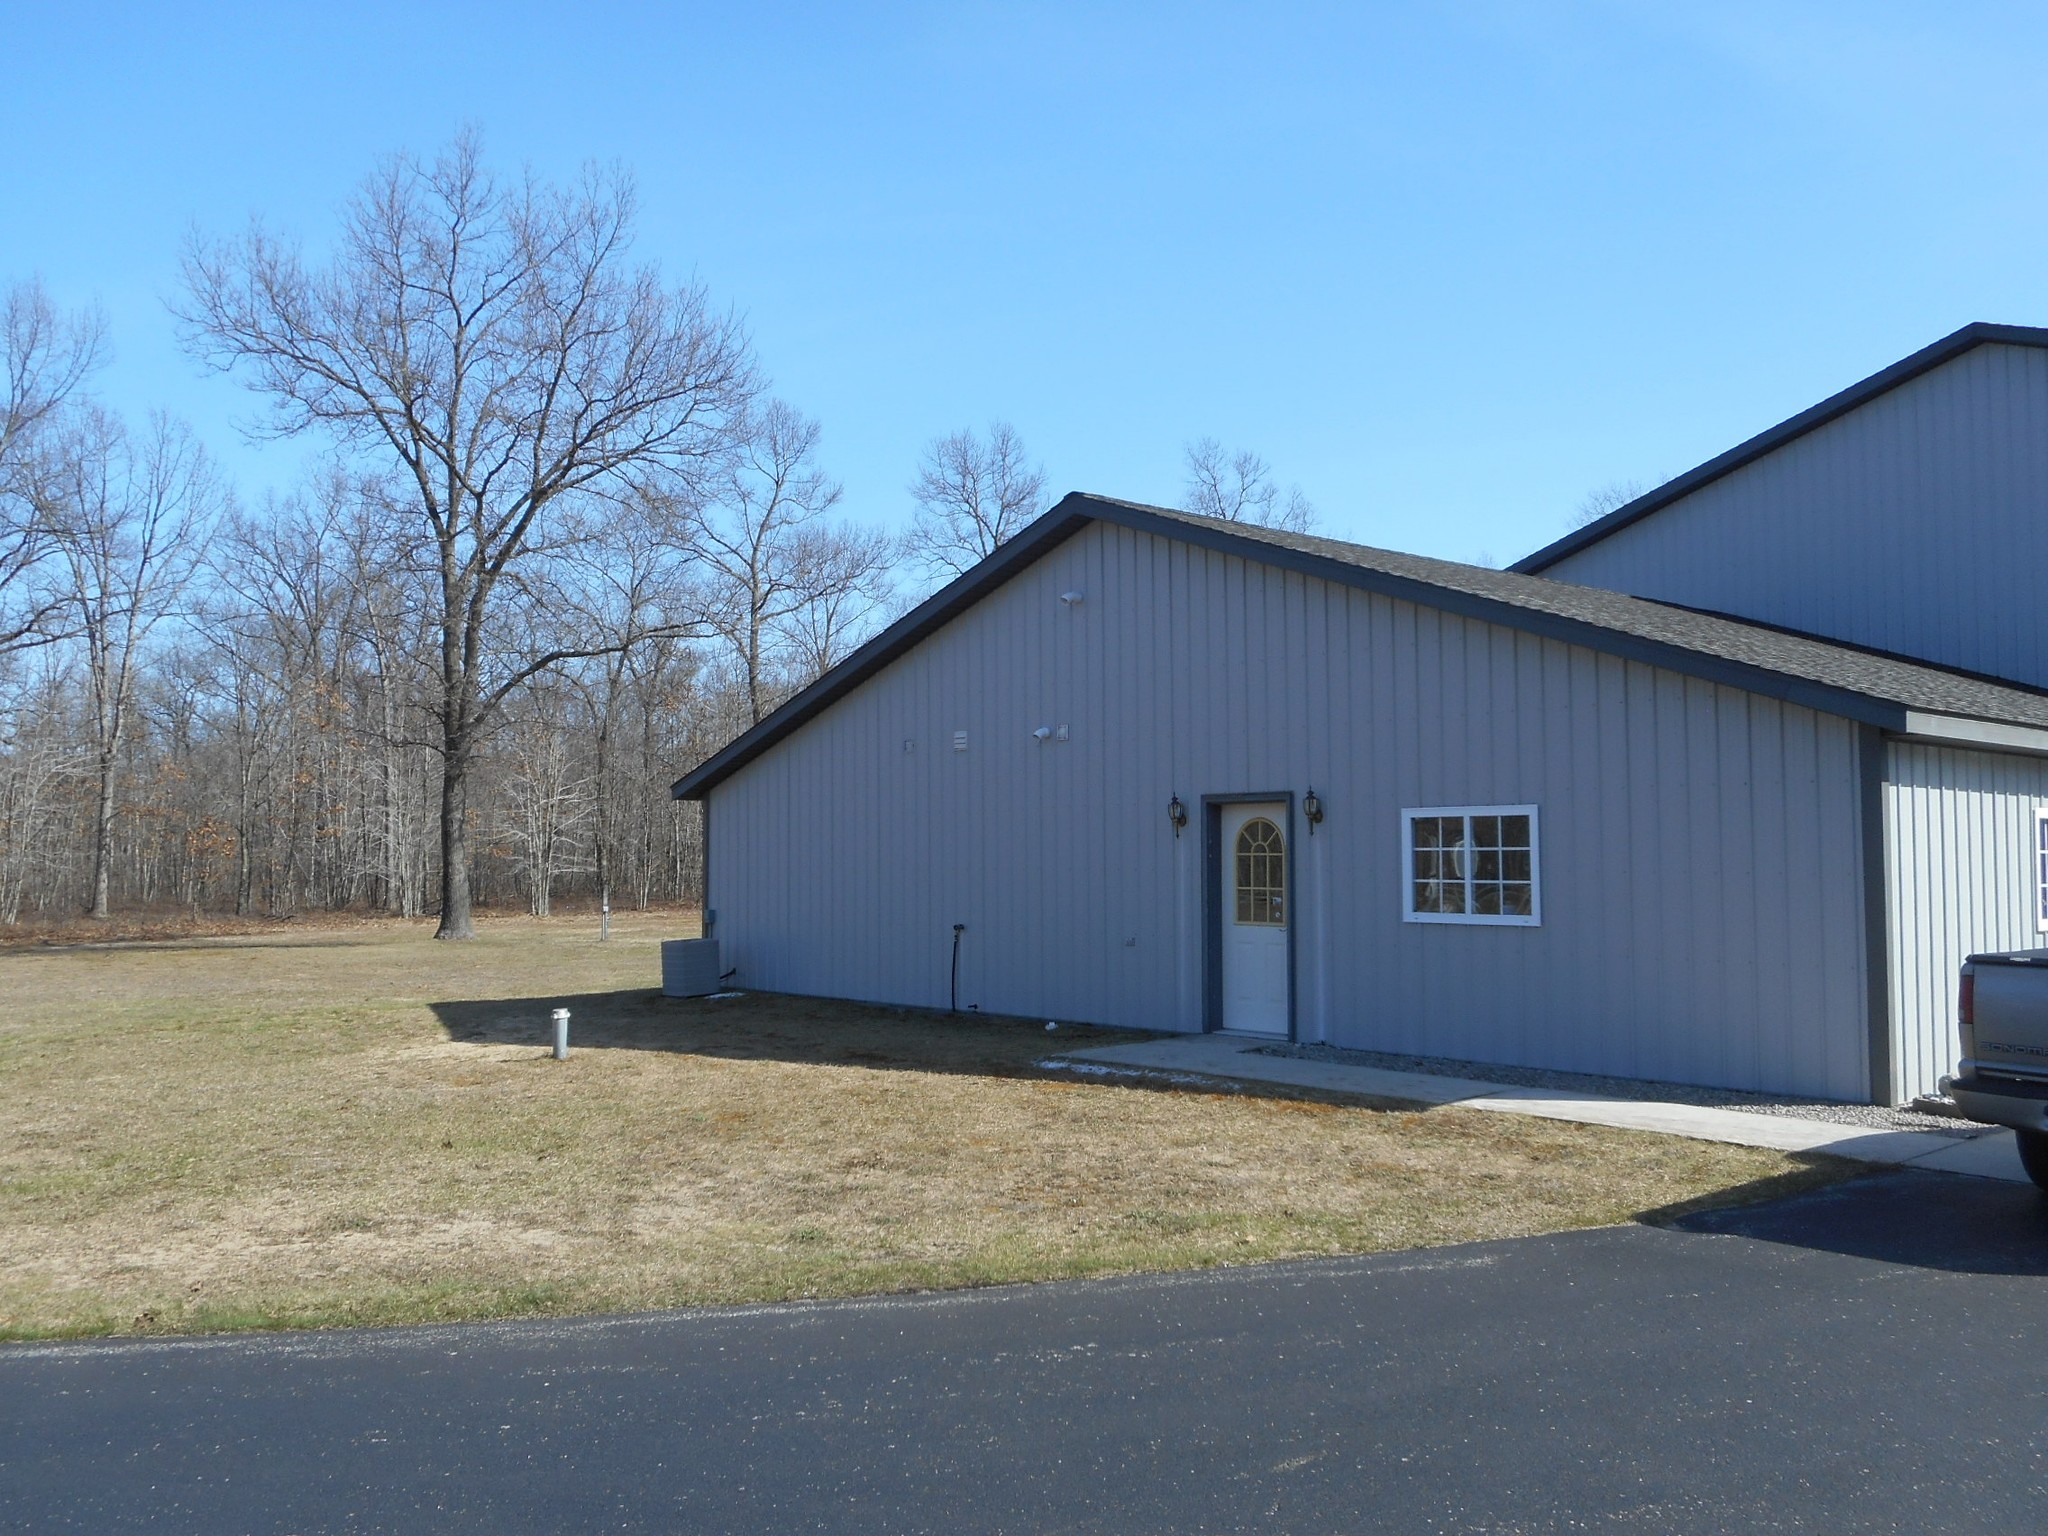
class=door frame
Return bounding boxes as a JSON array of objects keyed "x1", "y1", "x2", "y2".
[{"x1": 1202, "y1": 791, "x2": 1298, "y2": 1039}]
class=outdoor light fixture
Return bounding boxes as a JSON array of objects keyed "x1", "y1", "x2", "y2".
[
  {"x1": 1060, "y1": 590, "x2": 1085, "y2": 606},
  {"x1": 1304, "y1": 787, "x2": 1324, "y2": 833},
  {"x1": 1168, "y1": 794, "x2": 1188, "y2": 836}
]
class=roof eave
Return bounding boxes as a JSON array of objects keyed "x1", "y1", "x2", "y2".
[{"x1": 672, "y1": 492, "x2": 1941, "y2": 801}]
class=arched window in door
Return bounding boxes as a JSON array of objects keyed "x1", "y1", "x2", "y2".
[{"x1": 1234, "y1": 817, "x2": 1285, "y2": 925}]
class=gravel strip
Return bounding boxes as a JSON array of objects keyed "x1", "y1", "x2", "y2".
[{"x1": 1249, "y1": 1043, "x2": 1984, "y2": 1138}]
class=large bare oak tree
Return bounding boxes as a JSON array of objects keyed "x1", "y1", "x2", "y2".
[{"x1": 179, "y1": 133, "x2": 755, "y2": 938}]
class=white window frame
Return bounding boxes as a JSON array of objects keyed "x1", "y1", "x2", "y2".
[
  {"x1": 1402, "y1": 805, "x2": 1541, "y2": 927},
  {"x1": 2034, "y1": 807, "x2": 2048, "y2": 934}
]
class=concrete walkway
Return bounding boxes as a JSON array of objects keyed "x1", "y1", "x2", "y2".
[{"x1": 1050, "y1": 1033, "x2": 2034, "y2": 1184}]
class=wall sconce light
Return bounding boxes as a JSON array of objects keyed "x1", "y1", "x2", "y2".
[
  {"x1": 1168, "y1": 794, "x2": 1188, "y2": 837},
  {"x1": 1303, "y1": 787, "x2": 1324, "y2": 834}
]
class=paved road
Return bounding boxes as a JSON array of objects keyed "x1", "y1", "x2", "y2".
[{"x1": 4, "y1": 1170, "x2": 2046, "y2": 1534}]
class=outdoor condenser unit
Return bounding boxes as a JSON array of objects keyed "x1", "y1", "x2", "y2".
[{"x1": 661, "y1": 938, "x2": 722, "y2": 998}]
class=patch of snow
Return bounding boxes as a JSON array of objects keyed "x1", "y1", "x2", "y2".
[{"x1": 1036, "y1": 1058, "x2": 1241, "y2": 1091}]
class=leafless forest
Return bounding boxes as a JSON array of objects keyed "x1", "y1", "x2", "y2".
[{"x1": 0, "y1": 136, "x2": 1309, "y2": 933}]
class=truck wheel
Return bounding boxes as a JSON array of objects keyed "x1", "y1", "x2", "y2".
[{"x1": 2017, "y1": 1129, "x2": 2048, "y2": 1191}]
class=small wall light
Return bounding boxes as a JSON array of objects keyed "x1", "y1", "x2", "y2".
[
  {"x1": 1032, "y1": 725, "x2": 1054, "y2": 741},
  {"x1": 1168, "y1": 794, "x2": 1188, "y2": 837},
  {"x1": 1303, "y1": 787, "x2": 1324, "y2": 834},
  {"x1": 1059, "y1": 590, "x2": 1085, "y2": 606}
]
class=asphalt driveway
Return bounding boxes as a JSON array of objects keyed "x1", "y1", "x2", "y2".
[{"x1": 3, "y1": 1169, "x2": 2045, "y2": 1534}]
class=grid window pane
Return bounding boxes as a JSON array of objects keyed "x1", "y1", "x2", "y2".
[
  {"x1": 1409, "y1": 809, "x2": 1536, "y2": 922},
  {"x1": 1235, "y1": 818, "x2": 1285, "y2": 926},
  {"x1": 1411, "y1": 817, "x2": 1468, "y2": 914}
]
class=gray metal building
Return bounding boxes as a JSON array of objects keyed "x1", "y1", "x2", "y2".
[
  {"x1": 1507, "y1": 322, "x2": 2048, "y2": 1101},
  {"x1": 674, "y1": 494, "x2": 2048, "y2": 1104},
  {"x1": 1516, "y1": 323, "x2": 2048, "y2": 689}
]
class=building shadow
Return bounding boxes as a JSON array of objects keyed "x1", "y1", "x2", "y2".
[
  {"x1": 1650, "y1": 1166, "x2": 2048, "y2": 1276},
  {"x1": 428, "y1": 986, "x2": 1158, "y2": 1083},
  {"x1": 430, "y1": 987, "x2": 1417, "y2": 1108}
]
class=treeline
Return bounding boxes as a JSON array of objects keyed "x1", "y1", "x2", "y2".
[
  {"x1": 0, "y1": 416, "x2": 868, "y2": 925},
  {"x1": 1, "y1": 134, "x2": 1315, "y2": 931}
]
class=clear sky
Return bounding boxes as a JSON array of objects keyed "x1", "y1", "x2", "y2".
[{"x1": 7, "y1": 2, "x2": 2048, "y2": 567}]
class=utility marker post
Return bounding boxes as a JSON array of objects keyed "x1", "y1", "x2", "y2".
[
  {"x1": 600, "y1": 886, "x2": 611, "y2": 942},
  {"x1": 551, "y1": 1008, "x2": 570, "y2": 1061}
]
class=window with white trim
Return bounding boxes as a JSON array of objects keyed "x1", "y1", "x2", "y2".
[
  {"x1": 1403, "y1": 806, "x2": 1540, "y2": 926},
  {"x1": 2035, "y1": 808, "x2": 2048, "y2": 933}
]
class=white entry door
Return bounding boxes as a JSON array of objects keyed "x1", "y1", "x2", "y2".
[{"x1": 1219, "y1": 802, "x2": 1289, "y2": 1036}]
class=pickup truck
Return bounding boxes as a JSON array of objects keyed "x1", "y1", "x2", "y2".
[{"x1": 1943, "y1": 950, "x2": 2048, "y2": 1189}]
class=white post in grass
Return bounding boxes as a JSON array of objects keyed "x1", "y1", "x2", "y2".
[
  {"x1": 551, "y1": 1008, "x2": 570, "y2": 1061},
  {"x1": 600, "y1": 885, "x2": 611, "y2": 942}
]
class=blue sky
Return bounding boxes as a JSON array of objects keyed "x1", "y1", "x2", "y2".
[{"x1": 6, "y1": 2, "x2": 2048, "y2": 566}]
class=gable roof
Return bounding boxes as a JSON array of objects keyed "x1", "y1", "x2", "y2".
[
  {"x1": 1511, "y1": 321, "x2": 2048, "y2": 575},
  {"x1": 672, "y1": 492, "x2": 2048, "y2": 799}
]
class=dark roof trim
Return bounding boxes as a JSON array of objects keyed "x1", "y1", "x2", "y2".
[
  {"x1": 1511, "y1": 321, "x2": 2048, "y2": 574},
  {"x1": 673, "y1": 492, "x2": 1925, "y2": 800}
]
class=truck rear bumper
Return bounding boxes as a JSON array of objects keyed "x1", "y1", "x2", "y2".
[{"x1": 1943, "y1": 1071, "x2": 2048, "y2": 1134}]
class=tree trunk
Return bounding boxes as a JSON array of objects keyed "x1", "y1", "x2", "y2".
[
  {"x1": 89, "y1": 751, "x2": 116, "y2": 919},
  {"x1": 435, "y1": 745, "x2": 475, "y2": 940}
]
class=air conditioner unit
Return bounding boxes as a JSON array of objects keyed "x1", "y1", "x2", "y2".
[{"x1": 661, "y1": 938, "x2": 722, "y2": 998}]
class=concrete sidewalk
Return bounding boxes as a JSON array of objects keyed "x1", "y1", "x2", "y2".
[{"x1": 1049, "y1": 1034, "x2": 2033, "y2": 1184}]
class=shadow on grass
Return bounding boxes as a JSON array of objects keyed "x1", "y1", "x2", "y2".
[
  {"x1": 432, "y1": 987, "x2": 1422, "y2": 1110},
  {"x1": 1644, "y1": 1164, "x2": 2048, "y2": 1276},
  {"x1": 431, "y1": 986, "x2": 1155, "y2": 1083}
]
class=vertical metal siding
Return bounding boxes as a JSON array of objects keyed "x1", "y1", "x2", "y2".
[
  {"x1": 1543, "y1": 344, "x2": 2048, "y2": 689},
  {"x1": 1884, "y1": 741, "x2": 2048, "y2": 1100},
  {"x1": 709, "y1": 521, "x2": 1873, "y2": 1100}
]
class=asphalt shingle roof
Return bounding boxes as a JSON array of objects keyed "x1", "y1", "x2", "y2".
[
  {"x1": 1102, "y1": 496, "x2": 2048, "y2": 732},
  {"x1": 674, "y1": 492, "x2": 2048, "y2": 798}
]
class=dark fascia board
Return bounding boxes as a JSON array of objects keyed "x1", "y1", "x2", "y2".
[
  {"x1": 1511, "y1": 321, "x2": 2048, "y2": 574},
  {"x1": 673, "y1": 491, "x2": 1912, "y2": 800}
]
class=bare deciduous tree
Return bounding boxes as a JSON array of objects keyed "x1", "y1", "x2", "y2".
[
  {"x1": 774, "y1": 521, "x2": 896, "y2": 685},
  {"x1": 1, "y1": 279, "x2": 103, "y2": 650},
  {"x1": 690, "y1": 400, "x2": 895, "y2": 722},
  {"x1": 1571, "y1": 478, "x2": 1650, "y2": 528},
  {"x1": 496, "y1": 698, "x2": 593, "y2": 918},
  {"x1": 906, "y1": 422, "x2": 1044, "y2": 580},
  {"x1": 45, "y1": 410, "x2": 217, "y2": 918},
  {"x1": 1183, "y1": 437, "x2": 1317, "y2": 533},
  {"x1": 692, "y1": 400, "x2": 843, "y2": 723},
  {"x1": 178, "y1": 131, "x2": 756, "y2": 938}
]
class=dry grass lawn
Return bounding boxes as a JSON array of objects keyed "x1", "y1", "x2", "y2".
[{"x1": 1, "y1": 912, "x2": 1847, "y2": 1339}]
